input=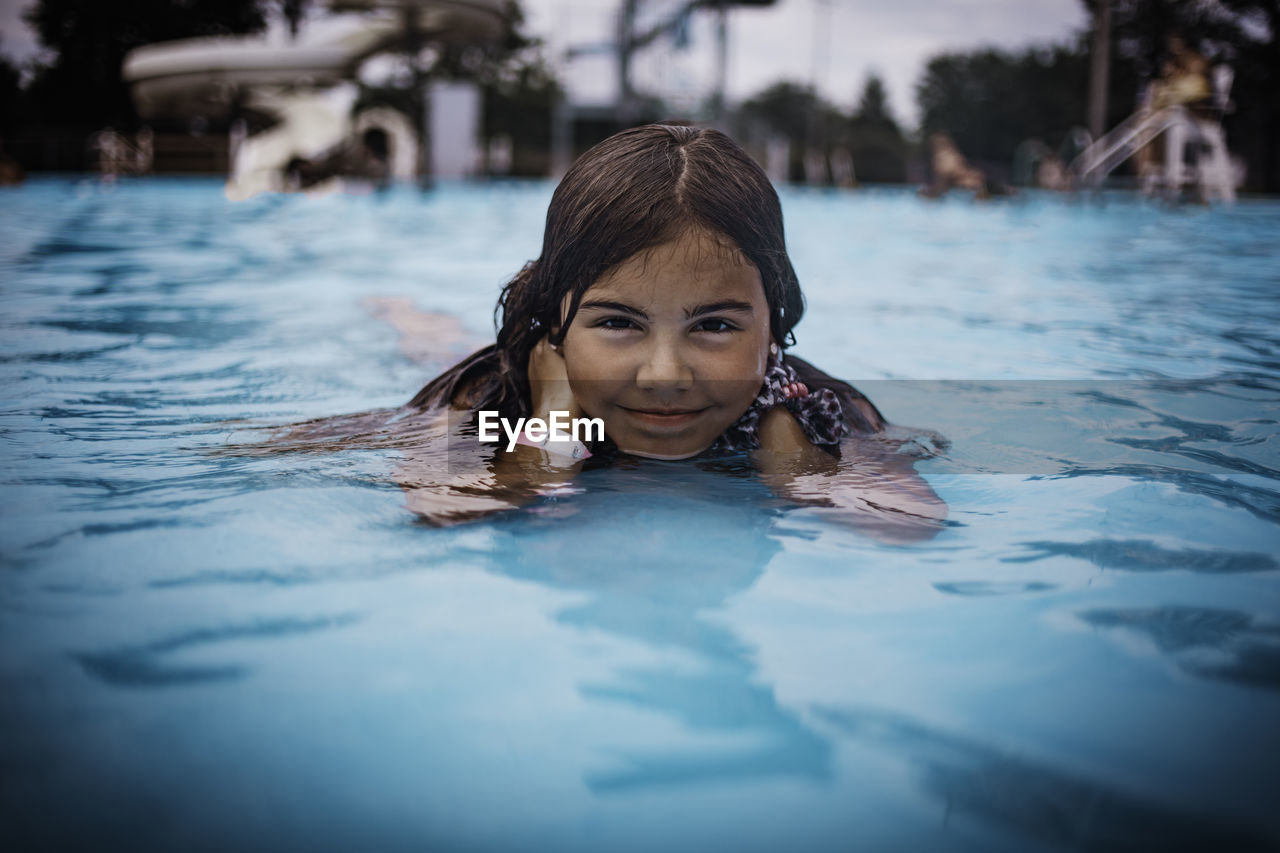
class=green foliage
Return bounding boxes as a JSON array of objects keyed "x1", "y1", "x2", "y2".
[
  {"x1": 733, "y1": 76, "x2": 910, "y2": 183},
  {"x1": 737, "y1": 80, "x2": 830, "y2": 149},
  {"x1": 853, "y1": 74, "x2": 896, "y2": 131},
  {"x1": 422, "y1": 0, "x2": 532, "y2": 83},
  {"x1": 916, "y1": 42, "x2": 1094, "y2": 167},
  {"x1": 0, "y1": 55, "x2": 22, "y2": 133},
  {"x1": 734, "y1": 81, "x2": 846, "y2": 180},
  {"x1": 22, "y1": 0, "x2": 269, "y2": 129},
  {"x1": 847, "y1": 74, "x2": 907, "y2": 182},
  {"x1": 1220, "y1": 3, "x2": 1280, "y2": 192},
  {"x1": 411, "y1": 2, "x2": 559, "y2": 174},
  {"x1": 481, "y1": 56, "x2": 560, "y2": 174}
]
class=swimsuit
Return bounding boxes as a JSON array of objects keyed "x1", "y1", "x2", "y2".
[{"x1": 713, "y1": 356, "x2": 849, "y2": 451}]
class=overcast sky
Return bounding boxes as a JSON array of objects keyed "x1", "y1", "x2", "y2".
[{"x1": 0, "y1": 0, "x2": 1089, "y2": 126}]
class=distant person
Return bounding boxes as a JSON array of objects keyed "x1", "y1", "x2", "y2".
[
  {"x1": 1037, "y1": 151, "x2": 1071, "y2": 191},
  {"x1": 0, "y1": 138, "x2": 24, "y2": 186},
  {"x1": 1150, "y1": 35, "x2": 1211, "y2": 113},
  {"x1": 1016, "y1": 139, "x2": 1072, "y2": 192},
  {"x1": 92, "y1": 128, "x2": 127, "y2": 182},
  {"x1": 134, "y1": 126, "x2": 154, "y2": 174},
  {"x1": 1136, "y1": 34, "x2": 1213, "y2": 183},
  {"x1": 921, "y1": 132, "x2": 997, "y2": 199}
]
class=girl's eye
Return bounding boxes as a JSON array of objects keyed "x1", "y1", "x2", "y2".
[
  {"x1": 597, "y1": 317, "x2": 639, "y2": 331},
  {"x1": 694, "y1": 318, "x2": 737, "y2": 333}
]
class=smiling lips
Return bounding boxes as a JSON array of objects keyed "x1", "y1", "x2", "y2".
[{"x1": 620, "y1": 406, "x2": 709, "y2": 428}]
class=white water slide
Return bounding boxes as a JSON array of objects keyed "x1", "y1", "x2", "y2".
[{"x1": 123, "y1": 0, "x2": 506, "y2": 197}]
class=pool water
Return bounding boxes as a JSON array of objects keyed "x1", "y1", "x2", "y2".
[{"x1": 2, "y1": 178, "x2": 1279, "y2": 851}]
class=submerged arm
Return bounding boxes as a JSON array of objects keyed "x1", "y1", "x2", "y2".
[
  {"x1": 753, "y1": 407, "x2": 948, "y2": 544},
  {"x1": 364, "y1": 296, "x2": 482, "y2": 364},
  {"x1": 399, "y1": 338, "x2": 586, "y2": 526},
  {"x1": 399, "y1": 439, "x2": 584, "y2": 526}
]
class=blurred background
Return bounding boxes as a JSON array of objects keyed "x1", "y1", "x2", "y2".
[{"x1": 0, "y1": 0, "x2": 1275, "y2": 198}]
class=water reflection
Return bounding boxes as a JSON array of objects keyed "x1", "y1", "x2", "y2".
[
  {"x1": 39, "y1": 303, "x2": 258, "y2": 345},
  {"x1": 0, "y1": 342, "x2": 132, "y2": 364},
  {"x1": 1056, "y1": 379, "x2": 1280, "y2": 523},
  {"x1": 815, "y1": 706, "x2": 1277, "y2": 850},
  {"x1": 1051, "y1": 465, "x2": 1280, "y2": 525},
  {"x1": 934, "y1": 581, "x2": 1058, "y2": 596},
  {"x1": 73, "y1": 613, "x2": 360, "y2": 687},
  {"x1": 481, "y1": 459, "x2": 834, "y2": 792},
  {"x1": 1079, "y1": 606, "x2": 1280, "y2": 692},
  {"x1": 1005, "y1": 539, "x2": 1278, "y2": 574}
]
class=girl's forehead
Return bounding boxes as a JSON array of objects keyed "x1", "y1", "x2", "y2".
[
  {"x1": 590, "y1": 229, "x2": 757, "y2": 292},
  {"x1": 654, "y1": 228, "x2": 751, "y2": 266}
]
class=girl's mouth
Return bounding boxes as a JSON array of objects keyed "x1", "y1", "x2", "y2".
[{"x1": 620, "y1": 406, "x2": 708, "y2": 428}]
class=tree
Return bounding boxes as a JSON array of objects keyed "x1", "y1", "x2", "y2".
[
  {"x1": 481, "y1": 55, "x2": 560, "y2": 175},
  {"x1": 346, "y1": 0, "x2": 555, "y2": 176},
  {"x1": 738, "y1": 81, "x2": 821, "y2": 144},
  {"x1": 845, "y1": 73, "x2": 907, "y2": 182},
  {"x1": 853, "y1": 74, "x2": 897, "y2": 131},
  {"x1": 0, "y1": 55, "x2": 22, "y2": 134},
  {"x1": 734, "y1": 81, "x2": 845, "y2": 180},
  {"x1": 1219, "y1": 1, "x2": 1280, "y2": 192},
  {"x1": 916, "y1": 42, "x2": 1097, "y2": 173},
  {"x1": 22, "y1": 0, "x2": 269, "y2": 130}
]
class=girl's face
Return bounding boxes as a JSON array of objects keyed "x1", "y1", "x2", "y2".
[{"x1": 561, "y1": 228, "x2": 771, "y2": 459}]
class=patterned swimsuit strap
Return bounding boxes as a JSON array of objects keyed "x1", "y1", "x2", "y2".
[{"x1": 715, "y1": 355, "x2": 849, "y2": 451}]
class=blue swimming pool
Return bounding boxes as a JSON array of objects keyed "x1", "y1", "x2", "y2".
[{"x1": 2, "y1": 178, "x2": 1278, "y2": 851}]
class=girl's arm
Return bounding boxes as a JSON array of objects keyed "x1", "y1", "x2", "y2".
[
  {"x1": 363, "y1": 296, "x2": 481, "y2": 364},
  {"x1": 753, "y1": 406, "x2": 948, "y2": 544}
]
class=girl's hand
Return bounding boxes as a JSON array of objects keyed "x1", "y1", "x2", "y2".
[
  {"x1": 528, "y1": 337, "x2": 581, "y2": 420},
  {"x1": 757, "y1": 405, "x2": 817, "y2": 455}
]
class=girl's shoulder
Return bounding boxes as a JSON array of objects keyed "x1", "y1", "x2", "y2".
[{"x1": 786, "y1": 355, "x2": 886, "y2": 434}]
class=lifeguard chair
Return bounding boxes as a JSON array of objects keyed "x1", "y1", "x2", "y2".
[{"x1": 1070, "y1": 65, "x2": 1238, "y2": 202}]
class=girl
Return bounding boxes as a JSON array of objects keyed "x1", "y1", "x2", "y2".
[{"x1": 284, "y1": 124, "x2": 946, "y2": 540}]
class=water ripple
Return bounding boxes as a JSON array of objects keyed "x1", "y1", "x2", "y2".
[
  {"x1": 1004, "y1": 539, "x2": 1279, "y2": 574},
  {"x1": 71, "y1": 613, "x2": 362, "y2": 688},
  {"x1": 816, "y1": 705, "x2": 1278, "y2": 850},
  {"x1": 1079, "y1": 606, "x2": 1280, "y2": 692}
]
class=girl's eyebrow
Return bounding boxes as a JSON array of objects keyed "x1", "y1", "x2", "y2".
[
  {"x1": 577, "y1": 299, "x2": 756, "y2": 318},
  {"x1": 578, "y1": 299, "x2": 647, "y2": 318},
  {"x1": 685, "y1": 300, "x2": 755, "y2": 318}
]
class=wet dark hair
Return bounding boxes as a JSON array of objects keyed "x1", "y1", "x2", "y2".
[{"x1": 409, "y1": 123, "x2": 882, "y2": 433}]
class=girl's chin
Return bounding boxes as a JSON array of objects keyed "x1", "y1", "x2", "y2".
[
  {"x1": 610, "y1": 432, "x2": 715, "y2": 461},
  {"x1": 618, "y1": 446, "x2": 707, "y2": 461}
]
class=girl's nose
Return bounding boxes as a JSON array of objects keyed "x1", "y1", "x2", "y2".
[{"x1": 635, "y1": 339, "x2": 694, "y2": 392}]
